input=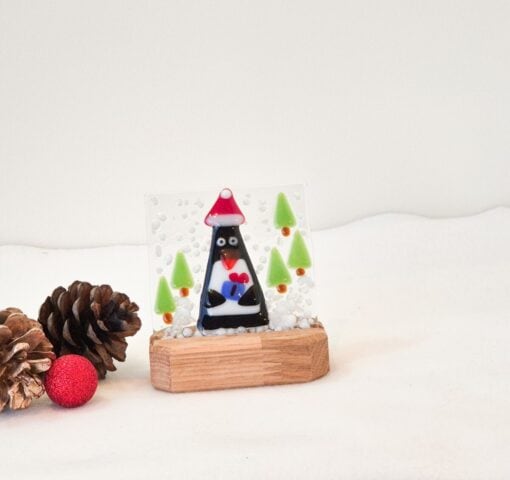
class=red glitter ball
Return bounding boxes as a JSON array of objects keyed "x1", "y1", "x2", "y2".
[{"x1": 45, "y1": 354, "x2": 98, "y2": 408}]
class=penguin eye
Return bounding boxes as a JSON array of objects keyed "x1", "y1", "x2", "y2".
[
  {"x1": 216, "y1": 237, "x2": 226, "y2": 247},
  {"x1": 228, "y1": 237, "x2": 238, "y2": 246}
]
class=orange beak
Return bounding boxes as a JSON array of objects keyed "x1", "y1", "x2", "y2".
[{"x1": 221, "y1": 249, "x2": 239, "y2": 270}]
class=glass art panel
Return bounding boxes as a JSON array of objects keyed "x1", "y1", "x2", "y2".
[{"x1": 145, "y1": 185, "x2": 317, "y2": 336}]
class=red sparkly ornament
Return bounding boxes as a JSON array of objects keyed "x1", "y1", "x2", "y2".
[{"x1": 45, "y1": 354, "x2": 98, "y2": 408}]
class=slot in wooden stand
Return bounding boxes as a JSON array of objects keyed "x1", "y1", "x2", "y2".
[{"x1": 150, "y1": 325, "x2": 329, "y2": 393}]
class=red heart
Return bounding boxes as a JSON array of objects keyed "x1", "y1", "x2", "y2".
[{"x1": 229, "y1": 272, "x2": 249, "y2": 284}]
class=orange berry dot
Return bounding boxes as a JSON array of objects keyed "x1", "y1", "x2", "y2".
[
  {"x1": 180, "y1": 287, "x2": 189, "y2": 297},
  {"x1": 282, "y1": 227, "x2": 291, "y2": 237},
  {"x1": 277, "y1": 284, "x2": 287, "y2": 294},
  {"x1": 296, "y1": 268, "x2": 306, "y2": 276},
  {"x1": 163, "y1": 312, "x2": 173, "y2": 324}
]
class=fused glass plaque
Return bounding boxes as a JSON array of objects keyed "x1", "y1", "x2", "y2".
[{"x1": 145, "y1": 185, "x2": 317, "y2": 336}]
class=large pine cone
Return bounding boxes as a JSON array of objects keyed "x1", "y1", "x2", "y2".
[
  {"x1": 38, "y1": 281, "x2": 142, "y2": 379},
  {"x1": 0, "y1": 308, "x2": 55, "y2": 413}
]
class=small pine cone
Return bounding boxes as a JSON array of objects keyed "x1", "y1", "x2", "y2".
[
  {"x1": 0, "y1": 308, "x2": 55, "y2": 413},
  {"x1": 38, "y1": 281, "x2": 142, "y2": 379}
]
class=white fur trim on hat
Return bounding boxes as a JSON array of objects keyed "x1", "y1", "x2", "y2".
[{"x1": 205, "y1": 213, "x2": 244, "y2": 227}]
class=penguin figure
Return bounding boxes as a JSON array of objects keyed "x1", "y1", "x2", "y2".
[{"x1": 198, "y1": 189, "x2": 269, "y2": 332}]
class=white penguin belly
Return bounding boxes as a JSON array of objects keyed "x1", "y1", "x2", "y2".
[{"x1": 206, "y1": 260, "x2": 260, "y2": 316}]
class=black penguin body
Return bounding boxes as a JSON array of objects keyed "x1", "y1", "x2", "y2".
[{"x1": 198, "y1": 225, "x2": 269, "y2": 331}]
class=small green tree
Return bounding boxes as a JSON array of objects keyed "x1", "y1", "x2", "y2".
[
  {"x1": 274, "y1": 192, "x2": 296, "y2": 237},
  {"x1": 171, "y1": 251, "x2": 194, "y2": 297},
  {"x1": 155, "y1": 276, "x2": 176, "y2": 324},
  {"x1": 267, "y1": 247, "x2": 292, "y2": 293},
  {"x1": 288, "y1": 231, "x2": 312, "y2": 276}
]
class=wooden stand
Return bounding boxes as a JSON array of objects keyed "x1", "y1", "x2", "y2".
[{"x1": 150, "y1": 325, "x2": 329, "y2": 393}]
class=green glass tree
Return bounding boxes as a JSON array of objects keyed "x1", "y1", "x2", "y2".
[
  {"x1": 171, "y1": 251, "x2": 194, "y2": 297},
  {"x1": 155, "y1": 276, "x2": 176, "y2": 324},
  {"x1": 267, "y1": 247, "x2": 292, "y2": 293},
  {"x1": 288, "y1": 231, "x2": 312, "y2": 276},
  {"x1": 274, "y1": 192, "x2": 296, "y2": 237}
]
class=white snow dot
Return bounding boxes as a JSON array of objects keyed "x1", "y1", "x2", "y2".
[
  {"x1": 183, "y1": 326, "x2": 195, "y2": 338},
  {"x1": 151, "y1": 220, "x2": 160, "y2": 233},
  {"x1": 297, "y1": 318, "x2": 311, "y2": 329}
]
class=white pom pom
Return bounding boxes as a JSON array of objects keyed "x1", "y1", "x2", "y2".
[{"x1": 220, "y1": 188, "x2": 232, "y2": 199}]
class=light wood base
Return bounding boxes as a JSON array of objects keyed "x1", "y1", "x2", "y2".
[{"x1": 149, "y1": 325, "x2": 329, "y2": 393}]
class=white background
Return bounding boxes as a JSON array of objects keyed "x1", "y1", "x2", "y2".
[{"x1": 1, "y1": 0, "x2": 509, "y2": 247}]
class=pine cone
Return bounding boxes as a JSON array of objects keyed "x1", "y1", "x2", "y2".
[
  {"x1": 38, "y1": 281, "x2": 142, "y2": 378},
  {"x1": 0, "y1": 308, "x2": 55, "y2": 413}
]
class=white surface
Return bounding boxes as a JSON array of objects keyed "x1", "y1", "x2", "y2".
[
  {"x1": 2, "y1": 208, "x2": 510, "y2": 479},
  {"x1": 2, "y1": 0, "x2": 510, "y2": 247}
]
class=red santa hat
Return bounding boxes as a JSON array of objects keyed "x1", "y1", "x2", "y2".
[{"x1": 204, "y1": 188, "x2": 245, "y2": 227}]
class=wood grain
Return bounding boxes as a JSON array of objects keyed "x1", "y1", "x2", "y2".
[{"x1": 150, "y1": 325, "x2": 329, "y2": 393}]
